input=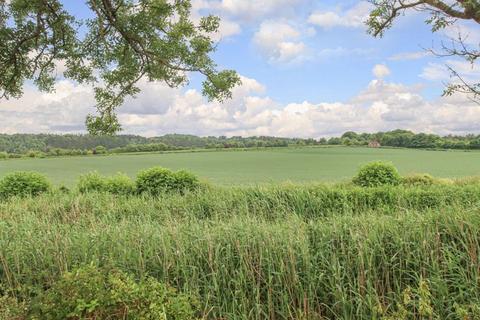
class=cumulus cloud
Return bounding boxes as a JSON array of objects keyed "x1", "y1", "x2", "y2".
[
  {"x1": 253, "y1": 21, "x2": 313, "y2": 64},
  {"x1": 2, "y1": 65, "x2": 480, "y2": 137},
  {"x1": 373, "y1": 64, "x2": 391, "y2": 79},
  {"x1": 308, "y1": 2, "x2": 372, "y2": 29}
]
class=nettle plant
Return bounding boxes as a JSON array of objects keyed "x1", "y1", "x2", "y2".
[{"x1": 0, "y1": 0, "x2": 241, "y2": 134}]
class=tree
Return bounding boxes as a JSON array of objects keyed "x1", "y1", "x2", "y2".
[
  {"x1": 0, "y1": 0, "x2": 241, "y2": 134},
  {"x1": 367, "y1": 0, "x2": 480, "y2": 103}
]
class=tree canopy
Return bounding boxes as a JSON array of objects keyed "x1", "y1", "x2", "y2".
[
  {"x1": 367, "y1": 0, "x2": 479, "y2": 103},
  {"x1": 0, "y1": 0, "x2": 241, "y2": 134}
]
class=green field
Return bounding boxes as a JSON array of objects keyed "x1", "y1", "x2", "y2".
[{"x1": 1, "y1": 146, "x2": 480, "y2": 185}]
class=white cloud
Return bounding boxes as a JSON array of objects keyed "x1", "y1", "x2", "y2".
[
  {"x1": 373, "y1": 64, "x2": 391, "y2": 79},
  {"x1": 308, "y1": 2, "x2": 372, "y2": 29},
  {"x1": 253, "y1": 21, "x2": 311, "y2": 64},
  {"x1": 389, "y1": 51, "x2": 430, "y2": 61},
  {"x1": 443, "y1": 23, "x2": 480, "y2": 46},
  {"x1": 209, "y1": 0, "x2": 307, "y2": 21},
  {"x1": 2, "y1": 69, "x2": 480, "y2": 138},
  {"x1": 191, "y1": 0, "x2": 242, "y2": 40},
  {"x1": 421, "y1": 60, "x2": 480, "y2": 82}
]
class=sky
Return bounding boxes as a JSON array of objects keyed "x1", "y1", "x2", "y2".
[{"x1": 1, "y1": 0, "x2": 480, "y2": 138}]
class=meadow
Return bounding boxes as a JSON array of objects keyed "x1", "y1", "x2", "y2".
[{"x1": 1, "y1": 146, "x2": 480, "y2": 185}]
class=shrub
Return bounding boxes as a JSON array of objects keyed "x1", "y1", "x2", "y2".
[
  {"x1": 0, "y1": 171, "x2": 51, "y2": 198},
  {"x1": 93, "y1": 145, "x2": 107, "y2": 155},
  {"x1": 77, "y1": 172, "x2": 108, "y2": 193},
  {"x1": 174, "y1": 170, "x2": 202, "y2": 193},
  {"x1": 30, "y1": 265, "x2": 199, "y2": 320},
  {"x1": 136, "y1": 167, "x2": 201, "y2": 195},
  {"x1": 353, "y1": 161, "x2": 401, "y2": 187},
  {"x1": 136, "y1": 167, "x2": 176, "y2": 195},
  {"x1": 0, "y1": 152, "x2": 8, "y2": 159},
  {"x1": 402, "y1": 173, "x2": 435, "y2": 186},
  {"x1": 105, "y1": 173, "x2": 136, "y2": 195}
]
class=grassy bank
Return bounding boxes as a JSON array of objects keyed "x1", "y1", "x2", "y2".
[{"x1": 1, "y1": 184, "x2": 480, "y2": 319}]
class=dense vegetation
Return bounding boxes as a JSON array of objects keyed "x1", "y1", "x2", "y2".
[
  {"x1": 0, "y1": 133, "x2": 315, "y2": 157},
  {"x1": 1, "y1": 130, "x2": 480, "y2": 160},
  {"x1": 337, "y1": 130, "x2": 480, "y2": 150},
  {"x1": 1, "y1": 163, "x2": 480, "y2": 319}
]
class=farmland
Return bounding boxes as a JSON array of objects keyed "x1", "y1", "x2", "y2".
[
  {"x1": 2, "y1": 147, "x2": 480, "y2": 319},
  {"x1": 1, "y1": 146, "x2": 480, "y2": 185}
]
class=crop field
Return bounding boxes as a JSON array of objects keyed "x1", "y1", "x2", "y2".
[{"x1": 1, "y1": 146, "x2": 480, "y2": 185}]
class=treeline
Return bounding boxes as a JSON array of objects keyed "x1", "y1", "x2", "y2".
[
  {"x1": 0, "y1": 133, "x2": 318, "y2": 157},
  {"x1": 1, "y1": 130, "x2": 480, "y2": 159},
  {"x1": 335, "y1": 129, "x2": 480, "y2": 149}
]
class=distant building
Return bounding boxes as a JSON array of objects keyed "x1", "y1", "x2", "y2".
[{"x1": 368, "y1": 140, "x2": 381, "y2": 148}]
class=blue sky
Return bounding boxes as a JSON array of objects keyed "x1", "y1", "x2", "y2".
[{"x1": 1, "y1": 0, "x2": 480, "y2": 137}]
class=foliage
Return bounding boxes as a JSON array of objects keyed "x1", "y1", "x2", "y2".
[
  {"x1": 77, "y1": 172, "x2": 108, "y2": 194},
  {"x1": 105, "y1": 173, "x2": 136, "y2": 195},
  {"x1": 0, "y1": 171, "x2": 51, "y2": 198},
  {"x1": 0, "y1": 0, "x2": 240, "y2": 135},
  {"x1": 136, "y1": 167, "x2": 176, "y2": 195},
  {"x1": 93, "y1": 145, "x2": 107, "y2": 155},
  {"x1": 377, "y1": 280, "x2": 436, "y2": 319},
  {"x1": 173, "y1": 170, "x2": 202, "y2": 193},
  {"x1": 136, "y1": 167, "x2": 200, "y2": 195},
  {"x1": 0, "y1": 295, "x2": 27, "y2": 320},
  {"x1": 5, "y1": 131, "x2": 480, "y2": 158},
  {"x1": 353, "y1": 161, "x2": 401, "y2": 187},
  {"x1": 0, "y1": 133, "x2": 317, "y2": 155},
  {"x1": 402, "y1": 173, "x2": 436, "y2": 186},
  {"x1": 28, "y1": 264, "x2": 199, "y2": 319}
]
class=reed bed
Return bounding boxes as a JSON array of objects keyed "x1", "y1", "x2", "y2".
[{"x1": 1, "y1": 184, "x2": 480, "y2": 319}]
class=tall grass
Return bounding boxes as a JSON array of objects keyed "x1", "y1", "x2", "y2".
[{"x1": 1, "y1": 185, "x2": 480, "y2": 319}]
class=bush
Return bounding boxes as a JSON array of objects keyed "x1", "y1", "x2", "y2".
[
  {"x1": 136, "y1": 167, "x2": 201, "y2": 195},
  {"x1": 0, "y1": 171, "x2": 51, "y2": 198},
  {"x1": 136, "y1": 167, "x2": 176, "y2": 195},
  {"x1": 174, "y1": 170, "x2": 202, "y2": 193},
  {"x1": 353, "y1": 161, "x2": 401, "y2": 187},
  {"x1": 402, "y1": 173, "x2": 435, "y2": 186},
  {"x1": 30, "y1": 265, "x2": 200, "y2": 320},
  {"x1": 105, "y1": 173, "x2": 136, "y2": 195},
  {"x1": 77, "y1": 172, "x2": 107, "y2": 193},
  {"x1": 93, "y1": 145, "x2": 107, "y2": 155},
  {"x1": 0, "y1": 152, "x2": 8, "y2": 159}
]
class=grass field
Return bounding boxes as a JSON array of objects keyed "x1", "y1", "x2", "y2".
[{"x1": 1, "y1": 146, "x2": 480, "y2": 185}]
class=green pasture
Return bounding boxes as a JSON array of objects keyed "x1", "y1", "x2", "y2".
[{"x1": 1, "y1": 146, "x2": 479, "y2": 185}]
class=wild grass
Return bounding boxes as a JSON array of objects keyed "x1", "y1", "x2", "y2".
[{"x1": 1, "y1": 184, "x2": 480, "y2": 319}]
